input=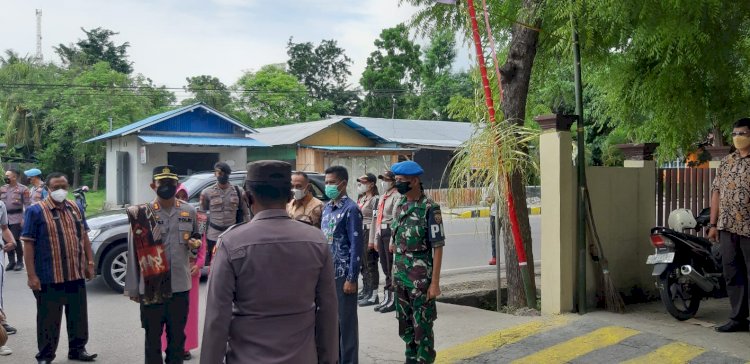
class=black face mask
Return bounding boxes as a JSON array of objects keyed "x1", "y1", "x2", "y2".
[
  {"x1": 394, "y1": 180, "x2": 412, "y2": 194},
  {"x1": 217, "y1": 175, "x2": 229, "y2": 185},
  {"x1": 156, "y1": 184, "x2": 177, "y2": 199},
  {"x1": 2, "y1": 178, "x2": 9, "y2": 185}
]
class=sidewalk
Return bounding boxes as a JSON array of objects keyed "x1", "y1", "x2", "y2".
[
  {"x1": 444, "y1": 205, "x2": 541, "y2": 219},
  {"x1": 361, "y1": 266, "x2": 750, "y2": 363}
]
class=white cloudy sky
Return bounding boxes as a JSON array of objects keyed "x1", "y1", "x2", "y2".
[{"x1": 1, "y1": 0, "x2": 470, "y2": 100}]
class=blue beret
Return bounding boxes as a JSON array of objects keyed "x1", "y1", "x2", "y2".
[
  {"x1": 24, "y1": 168, "x2": 42, "y2": 177},
  {"x1": 391, "y1": 161, "x2": 424, "y2": 176}
]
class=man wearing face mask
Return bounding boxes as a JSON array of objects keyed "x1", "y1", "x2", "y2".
[
  {"x1": 372, "y1": 170, "x2": 400, "y2": 313},
  {"x1": 21, "y1": 172, "x2": 97, "y2": 364},
  {"x1": 24, "y1": 169, "x2": 48, "y2": 205},
  {"x1": 199, "y1": 162, "x2": 250, "y2": 268},
  {"x1": 125, "y1": 165, "x2": 200, "y2": 364},
  {"x1": 287, "y1": 171, "x2": 324, "y2": 228},
  {"x1": 389, "y1": 161, "x2": 445, "y2": 364},
  {"x1": 321, "y1": 165, "x2": 362, "y2": 364},
  {"x1": 1, "y1": 169, "x2": 30, "y2": 271},
  {"x1": 356, "y1": 173, "x2": 380, "y2": 307},
  {"x1": 709, "y1": 118, "x2": 750, "y2": 333}
]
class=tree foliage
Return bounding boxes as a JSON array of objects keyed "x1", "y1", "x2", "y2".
[
  {"x1": 233, "y1": 64, "x2": 333, "y2": 127},
  {"x1": 55, "y1": 27, "x2": 134, "y2": 74},
  {"x1": 182, "y1": 75, "x2": 233, "y2": 112},
  {"x1": 287, "y1": 38, "x2": 359, "y2": 115}
]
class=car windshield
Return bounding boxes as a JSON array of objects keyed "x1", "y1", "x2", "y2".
[{"x1": 181, "y1": 174, "x2": 212, "y2": 199}]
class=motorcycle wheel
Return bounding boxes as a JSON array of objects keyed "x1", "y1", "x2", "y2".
[{"x1": 658, "y1": 265, "x2": 701, "y2": 321}]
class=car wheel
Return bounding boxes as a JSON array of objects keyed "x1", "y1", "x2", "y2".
[{"x1": 102, "y1": 243, "x2": 128, "y2": 293}]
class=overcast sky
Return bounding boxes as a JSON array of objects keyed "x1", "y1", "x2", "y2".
[{"x1": 2, "y1": 0, "x2": 470, "y2": 100}]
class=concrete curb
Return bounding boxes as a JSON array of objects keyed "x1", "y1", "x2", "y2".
[{"x1": 455, "y1": 207, "x2": 541, "y2": 218}]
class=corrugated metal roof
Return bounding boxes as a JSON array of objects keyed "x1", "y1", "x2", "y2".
[
  {"x1": 252, "y1": 118, "x2": 390, "y2": 146},
  {"x1": 303, "y1": 145, "x2": 416, "y2": 152},
  {"x1": 85, "y1": 103, "x2": 256, "y2": 143},
  {"x1": 343, "y1": 116, "x2": 474, "y2": 149},
  {"x1": 139, "y1": 135, "x2": 267, "y2": 147}
]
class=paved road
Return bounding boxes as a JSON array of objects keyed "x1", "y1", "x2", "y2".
[
  {"x1": 0, "y1": 215, "x2": 542, "y2": 362},
  {"x1": 442, "y1": 216, "x2": 541, "y2": 270}
]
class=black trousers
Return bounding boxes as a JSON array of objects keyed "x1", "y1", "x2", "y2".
[
  {"x1": 360, "y1": 228, "x2": 379, "y2": 291},
  {"x1": 205, "y1": 239, "x2": 217, "y2": 267},
  {"x1": 720, "y1": 231, "x2": 750, "y2": 323},
  {"x1": 377, "y1": 228, "x2": 394, "y2": 290},
  {"x1": 140, "y1": 291, "x2": 189, "y2": 364},
  {"x1": 33, "y1": 279, "x2": 89, "y2": 361},
  {"x1": 5, "y1": 223, "x2": 22, "y2": 264}
]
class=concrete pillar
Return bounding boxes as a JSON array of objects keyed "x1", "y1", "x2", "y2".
[{"x1": 536, "y1": 114, "x2": 576, "y2": 314}]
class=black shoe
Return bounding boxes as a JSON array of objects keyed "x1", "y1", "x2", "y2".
[
  {"x1": 359, "y1": 292, "x2": 379, "y2": 307},
  {"x1": 379, "y1": 292, "x2": 396, "y2": 313},
  {"x1": 37, "y1": 360, "x2": 51, "y2": 364},
  {"x1": 357, "y1": 290, "x2": 372, "y2": 305},
  {"x1": 2, "y1": 323, "x2": 16, "y2": 335},
  {"x1": 68, "y1": 350, "x2": 98, "y2": 361},
  {"x1": 357, "y1": 287, "x2": 368, "y2": 300},
  {"x1": 374, "y1": 291, "x2": 390, "y2": 311},
  {"x1": 13, "y1": 263, "x2": 23, "y2": 271},
  {"x1": 715, "y1": 320, "x2": 749, "y2": 333},
  {"x1": 184, "y1": 351, "x2": 192, "y2": 360},
  {"x1": 4, "y1": 262, "x2": 14, "y2": 271}
]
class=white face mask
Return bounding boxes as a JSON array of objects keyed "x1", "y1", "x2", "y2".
[
  {"x1": 357, "y1": 183, "x2": 368, "y2": 195},
  {"x1": 381, "y1": 181, "x2": 393, "y2": 191},
  {"x1": 291, "y1": 188, "x2": 306, "y2": 200},
  {"x1": 51, "y1": 189, "x2": 67, "y2": 203}
]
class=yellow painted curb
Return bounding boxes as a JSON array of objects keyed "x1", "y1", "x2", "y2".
[
  {"x1": 621, "y1": 342, "x2": 706, "y2": 364},
  {"x1": 435, "y1": 316, "x2": 570, "y2": 364},
  {"x1": 456, "y1": 207, "x2": 541, "y2": 218},
  {"x1": 528, "y1": 207, "x2": 542, "y2": 215}
]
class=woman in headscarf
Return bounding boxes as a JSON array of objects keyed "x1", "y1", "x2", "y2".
[{"x1": 161, "y1": 183, "x2": 205, "y2": 360}]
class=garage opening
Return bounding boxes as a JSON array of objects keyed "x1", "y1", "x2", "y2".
[{"x1": 168, "y1": 152, "x2": 220, "y2": 175}]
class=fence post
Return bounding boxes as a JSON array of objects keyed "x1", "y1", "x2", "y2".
[{"x1": 537, "y1": 114, "x2": 576, "y2": 314}]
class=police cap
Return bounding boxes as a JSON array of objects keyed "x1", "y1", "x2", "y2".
[
  {"x1": 153, "y1": 165, "x2": 179, "y2": 181},
  {"x1": 391, "y1": 161, "x2": 424, "y2": 177},
  {"x1": 378, "y1": 170, "x2": 395, "y2": 181},
  {"x1": 246, "y1": 160, "x2": 292, "y2": 185}
]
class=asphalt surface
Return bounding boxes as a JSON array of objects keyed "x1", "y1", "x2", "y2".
[{"x1": 0, "y1": 216, "x2": 543, "y2": 362}]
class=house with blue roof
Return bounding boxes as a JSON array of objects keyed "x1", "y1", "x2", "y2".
[{"x1": 85, "y1": 102, "x2": 265, "y2": 207}]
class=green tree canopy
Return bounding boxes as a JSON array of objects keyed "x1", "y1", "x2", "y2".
[
  {"x1": 182, "y1": 75, "x2": 233, "y2": 112},
  {"x1": 55, "y1": 27, "x2": 134, "y2": 74}
]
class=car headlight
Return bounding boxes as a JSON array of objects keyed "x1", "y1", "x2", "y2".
[{"x1": 87, "y1": 229, "x2": 102, "y2": 241}]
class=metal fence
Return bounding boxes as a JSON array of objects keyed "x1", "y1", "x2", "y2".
[{"x1": 656, "y1": 168, "x2": 717, "y2": 233}]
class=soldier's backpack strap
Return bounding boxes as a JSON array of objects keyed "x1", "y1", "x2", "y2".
[{"x1": 233, "y1": 185, "x2": 244, "y2": 224}]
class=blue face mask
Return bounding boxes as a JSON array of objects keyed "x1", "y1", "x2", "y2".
[{"x1": 325, "y1": 184, "x2": 341, "y2": 200}]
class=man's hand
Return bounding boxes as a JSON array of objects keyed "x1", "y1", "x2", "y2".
[
  {"x1": 708, "y1": 227, "x2": 719, "y2": 243},
  {"x1": 190, "y1": 263, "x2": 199, "y2": 276},
  {"x1": 3, "y1": 242, "x2": 15, "y2": 252},
  {"x1": 343, "y1": 280, "x2": 357, "y2": 295},
  {"x1": 368, "y1": 243, "x2": 375, "y2": 251},
  {"x1": 427, "y1": 282, "x2": 441, "y2": 300},
  {"x1": 85, "y1": 264, "x2": 95, "y2": 280},
  {"x1": 389, "y1": 244, "x2": 395, "y2": 253},
  {"x1": 27, "y1": 275, "x2": 41, "y2": 291}
]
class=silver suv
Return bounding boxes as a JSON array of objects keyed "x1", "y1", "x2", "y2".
[{"x1": 88, "y1": 171, "x2": 327, "y2": 292}]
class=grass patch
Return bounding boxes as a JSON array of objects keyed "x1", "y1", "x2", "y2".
[{"x1": 65, "y1": 189, "x2": 107, "y2": 216}]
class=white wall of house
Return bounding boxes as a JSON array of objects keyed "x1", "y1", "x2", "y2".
[{"x1": 104, "y1": 136, "x2": 248, "y2": 208}]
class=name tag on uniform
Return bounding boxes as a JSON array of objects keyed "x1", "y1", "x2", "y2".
[{"x1": 178, "y1": 217, "x2": 193, "y2": 223}]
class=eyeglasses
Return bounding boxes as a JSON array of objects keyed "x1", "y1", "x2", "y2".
[{"x1": 732, "y1": 131, "x2": 750, "y2": 137}]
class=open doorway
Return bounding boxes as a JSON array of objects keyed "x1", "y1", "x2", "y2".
[{"x1": 168, "y1": 152, "x2": 220, "y2": 176}]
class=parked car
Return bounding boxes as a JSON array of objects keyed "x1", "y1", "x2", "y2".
[{"x1": 88, "y1": 170, "x2": 328, "y2": 293}]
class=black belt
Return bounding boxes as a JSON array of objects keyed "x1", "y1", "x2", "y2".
[
  {"x1": 209, "y1": 222, "x2": 231, "y2": 232},
  {"x1": 6, "y1": 209, "x2": 22, "y2": 214}
]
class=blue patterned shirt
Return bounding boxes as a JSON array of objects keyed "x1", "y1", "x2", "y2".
[{"x1": 321, "y1": 195, "x2": 363, "y2": 282}]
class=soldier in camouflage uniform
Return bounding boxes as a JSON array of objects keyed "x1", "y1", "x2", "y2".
[{"x1": 389, "y1": 161, "x2": 445, "y2": 364}]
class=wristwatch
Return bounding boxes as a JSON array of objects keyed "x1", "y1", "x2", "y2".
[{"x1": 707, "y1": 223, "x2": 717, "y2": 228}]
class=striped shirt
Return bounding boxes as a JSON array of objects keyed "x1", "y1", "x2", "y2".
[{"x1": 21, "y1": 198, "x2": 89, "y2": 284}]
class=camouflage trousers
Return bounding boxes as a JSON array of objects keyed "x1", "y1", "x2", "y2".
[{"x1": 395, "y1": 284, "x2": 437, "y2": 363}]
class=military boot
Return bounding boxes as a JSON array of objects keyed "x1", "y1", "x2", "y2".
[
  {"x1": 374, "y1": 290, "x2": 390, "y2": 311},
  {"x1": 359, "y1": 290, "x2": 379, "y2": 307},
  {"x1": 379, "y1": 290, "x2": 396, "y2": 313}
]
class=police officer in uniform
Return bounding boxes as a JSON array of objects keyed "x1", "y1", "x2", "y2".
[
  {"x1": 199, "y1": 162, "x2": 250, "y2": 267},
  {"x1": 1, "y1": 169, "x2": 30, "y2": 271},
  {"x1": 390, "y1": 161, "x2": 445, "y2": 364},
  {"x1": 201, "y1": 161, "x2": 338, "y2": 364},
  {"x1": 125, "y1": 165, "x2": 200, "y2": 364},
  {"x1": 24, "y1": 169, "x2": 48, "y2": 205}
]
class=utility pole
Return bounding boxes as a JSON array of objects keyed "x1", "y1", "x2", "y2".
[
  {"x1": 35, "y1": 9, "x2": 43, "y2": 62},
  {"x1": 391, "y1": 94, "x2": 397, "y2": 119},
  {"x1": 109, "y1": 116, "x2": 113, "y2": 132}
]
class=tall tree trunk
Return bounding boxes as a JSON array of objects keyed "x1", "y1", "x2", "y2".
[
  {"x1": 73, "y1": 163, "x2": 81, "y2": 189},
  {"x1": 92, "y1": 162, "x2": 100, "y2": 191},
  {"x1": 498, "y1": 0, "x2": 542, "y2": 308}
]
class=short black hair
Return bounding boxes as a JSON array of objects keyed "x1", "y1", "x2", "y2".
[
  {"x1": 734, "y1": 118, "x2": 750, "y2": 129},
  {"x1": 291, "y1": 171, "x2": 309, "y2": 182},
  {"x1": 5, "y1": 169, "x2": 18, "y2": 177},
  {"x1": 46, "y1": 172, "x2": 68, "y2": 183},
  {"x1": 214, "y1": 162, "x2": 232, "y2": 175},
  {"x1": 245, "y1": 181, "x2": 291, "y2": 205},
  {"x1": 325, "y1": 166, "x2": 348, "y2": 182}
]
